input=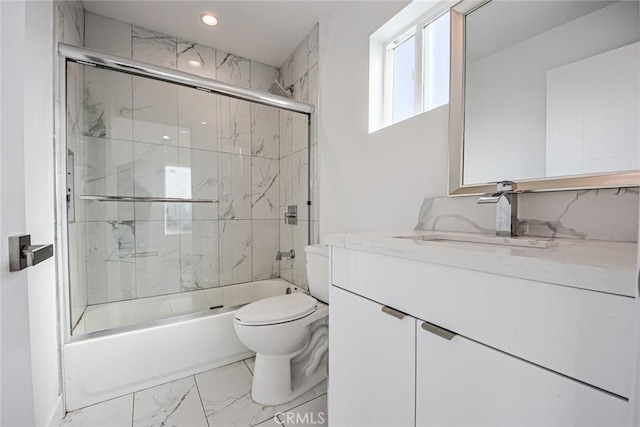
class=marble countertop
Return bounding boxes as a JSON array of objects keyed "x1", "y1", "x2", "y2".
[{"x1": 323, "y1": 230, "x2": 638, "y2": 297}]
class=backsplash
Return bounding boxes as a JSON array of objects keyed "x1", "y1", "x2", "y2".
[{"x1": 415, "y1": 188, "x2": 639, "y2": 242}]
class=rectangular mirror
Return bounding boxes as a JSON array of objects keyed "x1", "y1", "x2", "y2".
[{"x1": 449, "y1": 0, "x2": 640, "y2": 195}]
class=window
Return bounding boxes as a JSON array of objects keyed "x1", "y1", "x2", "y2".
[
  {"x1": 384, "y1": 11, "x2": 450, "y2": 126},
  {"x1": 390, "y1": 33, "x2": 416, "y2": 123}
]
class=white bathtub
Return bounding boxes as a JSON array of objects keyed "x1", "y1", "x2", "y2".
[{"x1": 63, "y1": 279, "x2": 301, "y2": 411}]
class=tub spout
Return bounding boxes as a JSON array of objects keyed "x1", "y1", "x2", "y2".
[{"x1": 276, "y1": 249, "x2": 295, "y2": 260}]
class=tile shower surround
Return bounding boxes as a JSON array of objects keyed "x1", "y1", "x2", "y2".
[
  {"x1": 75, "y1": 13, "x2": 318, "y2": 307},
  {"x1": 279, "y1": 24, "x2": 320, "y2": 287}
]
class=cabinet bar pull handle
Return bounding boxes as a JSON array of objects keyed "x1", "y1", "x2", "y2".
[
  {"x1": 421, "y1": 321, "x2": 457, "y2": 340},
  {"x1": 381, "y1": 306, "x2": 406, "y2": 320}
]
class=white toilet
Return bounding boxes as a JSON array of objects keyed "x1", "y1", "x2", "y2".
[{"x1": 233, "y1": 244, "x2": 329, "y2": 406}]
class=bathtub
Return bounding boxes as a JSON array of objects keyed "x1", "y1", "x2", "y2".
[{"x1": 63, "y1": 279, "x2": 301, "y2": 411}]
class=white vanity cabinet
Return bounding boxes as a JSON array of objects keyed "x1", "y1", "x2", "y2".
[
  {"x1": 416, "y1": 319, "x2": 628, "y2": 426},
  {"x1": 329, "y1": 286, "x2": 416, "y2": 427},
  {"x1": 328, "y1": 246, "x2": 635, "y2": 426}
]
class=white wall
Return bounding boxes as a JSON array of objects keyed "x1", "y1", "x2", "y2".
[
  {"x1": 1, "y1": 1, "x2": 61, "y2": 425},
  {"x1": 317, "y1": 1, "x2": 640, "y2": 238},
  {"x1": 318, "y1": 1, "x2": 449, "y2": 235}
]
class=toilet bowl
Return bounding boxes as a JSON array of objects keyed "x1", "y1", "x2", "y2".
[{"x1": 233, "y1": 244, "x2": 329, "y2": 405}]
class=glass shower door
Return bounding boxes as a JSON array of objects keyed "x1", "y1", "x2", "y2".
[{"x1": 65, "y1": 60, "x2": 310, "y2": 337}]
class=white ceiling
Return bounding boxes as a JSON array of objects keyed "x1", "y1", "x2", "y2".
[{"x1": 82, "y1": 0, "x2": 339, "y2": 67}]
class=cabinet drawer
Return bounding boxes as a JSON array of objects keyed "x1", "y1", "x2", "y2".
[
  {"x1": 416, "y1": 320, "x2": 628, "y2": 426},
  {"x1": 331, "y1": 247, "x2": 635, "y2": 398}
]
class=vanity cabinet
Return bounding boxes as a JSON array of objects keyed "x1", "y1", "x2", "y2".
[
  {"x1": 329, "y1": 286, "x2": 416, "y2": 427},
  {"x1": 328, "y1": 246, "x2": 634, "y2": 426},
  {"x1": 416, "y1": 319, "x2": 628, "y2": 426}
]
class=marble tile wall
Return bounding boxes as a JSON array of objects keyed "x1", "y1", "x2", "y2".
[
  {"x1": 56, "y1": 0, "x2": 84, "y2": 49},
  {"x1": 279, "y1": 24, "x2": 319, "y2": 289},
  {"x1": 80, "y1": 12, "x2": 286, "y2": 304},
  {"x1": 56, "y1": 0, "x2": 86, "y2": 328},
  {"x1": 415, "y1": 188, "x2": 639, "y2": 242}
]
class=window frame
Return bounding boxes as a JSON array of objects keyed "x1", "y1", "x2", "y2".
[{"x1": 383, "y1": 6, "x2": 452, "y2": 127}]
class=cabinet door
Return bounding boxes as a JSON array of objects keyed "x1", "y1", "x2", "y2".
[
  {"x1": 329, "y1": 286, "x2": 416, "y2": 427},
  {"x1": 416, "y1": 320, "x2": 629, "y2": 426}
]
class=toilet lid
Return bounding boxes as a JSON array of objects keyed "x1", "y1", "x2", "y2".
[{"x1": 234, "y1": 293, "x2": 317, "y2": 325}]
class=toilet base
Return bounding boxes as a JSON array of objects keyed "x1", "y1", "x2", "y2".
[{"x1": 251, "y1": 353, "x2": 327, "y2": 406}]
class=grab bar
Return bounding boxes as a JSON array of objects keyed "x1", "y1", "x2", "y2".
[{"x1": 79, "y1": 195, "x2": 217, "y2": 203}]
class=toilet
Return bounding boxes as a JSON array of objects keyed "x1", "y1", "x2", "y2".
[{"x1": 233, "y1": 244, "x2": 329, "y2": 406}]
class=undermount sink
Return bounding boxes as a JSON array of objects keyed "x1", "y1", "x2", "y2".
[{"x1": 394, "y1": 233, "x2": 558, "y2": 249}]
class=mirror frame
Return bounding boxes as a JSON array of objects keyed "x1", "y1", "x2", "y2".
[{"x1": 448, "y1": 0, "x2": 640, "y2": 196}]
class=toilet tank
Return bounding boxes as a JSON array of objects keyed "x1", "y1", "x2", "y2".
[{"x1": 304, "y1": 244, "x2": 329, "y2": 303}]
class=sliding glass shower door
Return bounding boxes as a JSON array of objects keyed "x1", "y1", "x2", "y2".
[{"x1": 64, "y1": 60, "x2": 311, "y2": 337}]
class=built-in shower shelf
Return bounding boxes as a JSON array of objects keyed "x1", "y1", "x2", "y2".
[{"x1": 79, "y1": 195, "x2": 218, "y2": 203}]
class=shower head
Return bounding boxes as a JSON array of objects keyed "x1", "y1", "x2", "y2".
[{"x1": 268, "y1": 80, "x2": 293, "y2": 99}]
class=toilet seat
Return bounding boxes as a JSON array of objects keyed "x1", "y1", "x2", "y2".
[{"x1": 234, "y1": 293, "x2": 318, "y2": 326}]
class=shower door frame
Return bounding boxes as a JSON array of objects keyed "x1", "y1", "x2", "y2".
[{"x1": 55, "y1": 42, "x2": 316, "y2": 344}]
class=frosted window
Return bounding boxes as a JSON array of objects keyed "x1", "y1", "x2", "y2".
[
  {"x1": 392, "y1": 35, "x2": 416, "y2": 124},
  {"x1": 423, "y1": 11, "x2": 450, "y2": 112}
]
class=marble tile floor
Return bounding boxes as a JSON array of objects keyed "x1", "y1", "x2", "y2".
[{"x1": 59, "y1": 357, "x2": 327, "y2": 427}]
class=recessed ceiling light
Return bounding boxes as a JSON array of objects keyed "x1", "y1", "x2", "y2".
[
  {"x1": 188, "y1": 60, "x2": 201, "y2": 68},
  {"x1": 201, "y1": 121, "x2": 207, "y2": 125},
  {"x1": 162, "y1": 135, "x2": 170, "y2": 140},
  {"x1": 200, "y1": 13, "x2": 218, "y2": 27}
]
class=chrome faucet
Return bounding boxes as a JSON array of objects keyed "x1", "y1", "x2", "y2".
[{"x1": 477, "y1": 181, "x2": 520, "y2": 237}]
